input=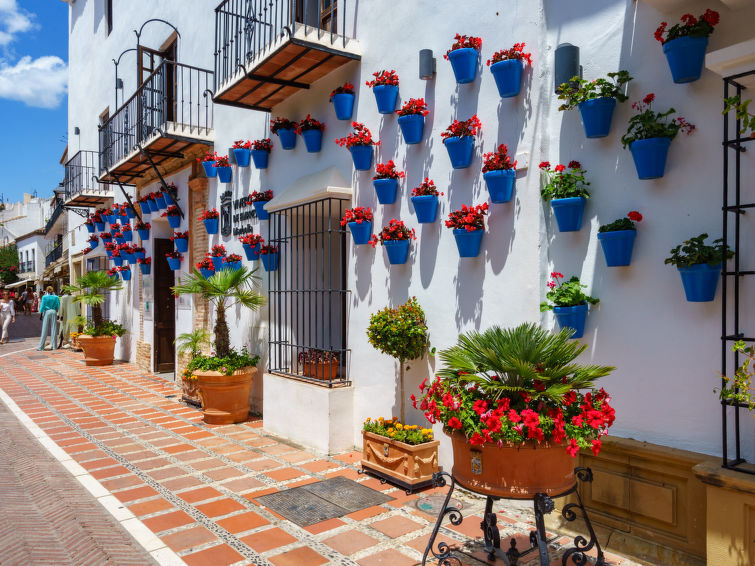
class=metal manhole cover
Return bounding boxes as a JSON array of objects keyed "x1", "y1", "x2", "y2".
[
  {"x1": 415, "y1": 495, "x2": 464, "y2": 516},
  {"x1": 302, "y1": 476, "x2": 392, "y2": 512}
]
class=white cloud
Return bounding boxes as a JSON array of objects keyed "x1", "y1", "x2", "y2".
[
  {"x1": 0, "y1": 0, "x2": 35, "y2": 46},
  {"x1": 0, "y1": 55, "x2": 67, "y2": 108}
]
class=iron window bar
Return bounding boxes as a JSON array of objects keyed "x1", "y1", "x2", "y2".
[
  {"x1": 721, "y1": 68, "x2": 755, "y2": 476},
  {"x1": 267, "y1": 197, "x2": 350, "y2": 387}
]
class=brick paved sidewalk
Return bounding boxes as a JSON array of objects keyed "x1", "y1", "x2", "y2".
[{"x1": 0, "y1": 349, "x2": 641, "y2": 566}]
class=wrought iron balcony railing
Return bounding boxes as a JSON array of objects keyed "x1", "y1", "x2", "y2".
[
  {"x1": 44, "y1": 200, "x2": 65, "y2": 234},
  {"x1": 64, "y1": 150, "x2": 106, "y2": 204},
  {"x1": 99, "y1": 60, "x2": 214, "y2": 175},
  {"x1": 45, "y1": 244, "x2": 63, "y2": 267}
]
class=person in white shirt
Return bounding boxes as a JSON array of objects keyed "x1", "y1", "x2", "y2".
[{"x1": 0, "y1": 288, "x2": 16, "y2": 343}]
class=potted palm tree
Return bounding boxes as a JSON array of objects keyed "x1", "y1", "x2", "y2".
[
  {"x1": 172, "y1": 267, "x2": 265, "y2": 424},
  {"x1": 175, "y1": 329, "x2": 210, "y2": 405},
  {"x1": 64, "y1": 270, "x2": 125, "y2": 366}
]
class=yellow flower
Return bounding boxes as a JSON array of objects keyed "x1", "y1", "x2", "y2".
[{"x1": 396, "y1": 423, "x2": 403, "y2": 430}]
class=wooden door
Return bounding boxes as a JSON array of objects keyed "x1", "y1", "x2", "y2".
[{"x1": 153, "y1": 239, "x2": 175, "y2": 373}]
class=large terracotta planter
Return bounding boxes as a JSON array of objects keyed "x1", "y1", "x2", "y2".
[
  {"x1": 361, "y1": 431, "x2": 439, "y2": 492},
  {"x1": 195, "y1": 366, "x2": 256, "y2": 425},
  {"x1": 181, "y1": 378, "x2": 201, "y2": 406},
  {"x1": 77, "y1": 335, "x2": 116, "y2": 366},
  {"x1": 449, "y1": 432, "x2": 575, "y2": 499},
  {"x1": 298, "y1": 359, "x2": 339, "y2": 381}
]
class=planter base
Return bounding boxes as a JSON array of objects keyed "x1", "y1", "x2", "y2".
[
  {"x1": 358, "y1": 466, "x2": 435, "y2": 495},
  {"x1": 361, "y1": 431, "x2": 439, "y2": 494},
  {"x1": 195, "y1": 367, "x2": 256, "y2": 424},
  {"x1": 78, "y1": 335, "x2": 117, "y2": 366}
]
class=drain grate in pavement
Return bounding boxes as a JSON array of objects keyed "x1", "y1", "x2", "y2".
[{"x1": 256, "y1": 476, "x2": 393, "y2": 526}]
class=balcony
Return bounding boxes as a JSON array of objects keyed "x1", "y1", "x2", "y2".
[
  {"x1": 64, "y1": 150, "x2": 113, "y2": 206},
  {"x1": 45, "y1": 199, "x2": 65, "y2": 234},
  {"x1": 18, "y1": 261, "x2": 35, "y2": 275},
  {"x1": 213, "y1": 0, "x2": 361, "y2": 111},
  {"x1": 45, "y1": 243, "x2": 63, "y2": 267},
  {"x1": 99, "y1": 60, "x2": 214, "y2": 184}
]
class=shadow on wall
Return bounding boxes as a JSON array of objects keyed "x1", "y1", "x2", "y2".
[
  {"x1": 392, "y1": 355, "x2": 436, "y2": 428},
  {"x1": 454, "y1": 255, "x2": 484, "y2": 331}
]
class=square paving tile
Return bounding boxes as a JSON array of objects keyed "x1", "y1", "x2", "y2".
[
  {"x1": 216, "y1": 510, "x2": 269, "y2": 534},
  {"x1": 177, "y1": 486, "x2": 223, "y2": 503},
  {"x1": 194, "y1": 498, "x2": 246, "y2": 518},
  {"x1": 269, "y1": 546, "x2": 329, "y2": 566},
  {"x1": 162, "y1": 525, "x2": 217, "y2": 552},
  {"x1": 357, "y1": 548, "x2": 417, "y2": 566},
  {"x1": 142, "y1": 510, "x2": 195, "y2": 533},
  {"x1": 127, "y1": 497, "x2": 173, "y2": 517},
  {"x1": 323, "y1": 529, "x2": 379, "y2": 555},
  {"x1": 370, "y1": 515, "x2": 424, "y2": 538},
  {"x1": 182, "y1": 543, "x2": 244, "y2": 566},
  {"x1": 240, "y1": 527, "x2": 296, "y2": 553}
]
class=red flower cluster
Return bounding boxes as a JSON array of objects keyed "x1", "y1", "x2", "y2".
[
  {"x1": 373, "y1": 160, "x2": 405, "y2": 180},
  {"x1": 198, "y1": 208, "x2": 219, "y2": 221},
  {"x1": 106, "y1": 268, "x2": 118, "y2": 277},
  {"x1": 100, "y1": 232, "x2": 112, "y2": 240},
  {"x1": 396, "y1": 98, "x2": 429, "y2": 117},
  {"x1": 121, "y1": 223, "x2": 131, "y2": 231},
  {"x1": 248, "y1": 190, "x2": 273, "y2": 203},
  {"x1": 251, "y1": 138, "x2": 273, "y2": 152},
  {"x1": 444, "y1": 33, "x2": 482, "y2": 59},
  {"x1": 82, "y1": 246, "x2": 92, "y2": 255},
  {"x1": 232, "y1": 140, "x2": 252, "y2": 150},
  {"x1": 255, "y1": 244, "x2": 278, "y2": 256},
  {"x1": 441, "y1": 115, "x2": 482, "y2": 140},
  {"x1": 482, "y1": 143, "x2": 517, "y2": 173},
  {"x1": 87, "y1": 234, "x2": 98, "y2": 242},
  {"x1": 330, "y1": 82, "x2": 355, "y2": 99},
  {"x1": 137, "y1": 257, "x2": 151, "y2": 265},
  {"x1": 161, "y1": 205, "x2": 180, "y2": 217},
  {"x1": 134, "y1": 221, "x2": 151, "y2": 230},
  {"x1": 627, "y1": 211, "x2": 643, "y2": 222},
  {"x1": 170, "y1": 231, "x2": 188, "y2": 241},
  {"x1": 225, "y1": 253, "x2": 242, "y2": 263},
  {"x1": 239, "y1": 233, "x2": 264, "y2": 246},
  {"x1": 132, "y1": 246, "x2": 145, "y2": 254},
  {"x1": 487, "y1": 42, "x2": 532, "y2": 66},
  {"x1": 196, "y1": 256, "x2": 214, "y2": 270},
  {"x1": 411, "y1": 178, "x2": 443, "y2": 197},
  {"x1": 165, "y1": 250, "x2": 182, "y2": 260},
  {"x1": 445, "y1": 203, "x2": 489, "y2": 232},
  {"x1": 210, "y1": 244, "x2": 227, "y2": 258},
  {"x1": 340, "y1": 207, "x2": 373, "y2": 226},
  {"x1": 335, "y1": 122, "x2": 380, "y2": 149},
  {"x1": 299, "y1": 114, "x2": 324, "y2": 132},
  {"x1": 118, "y1": 265, "x2": 130, "y2": 272},
  {"x1": 197, "y1": 150, "x2": 218, "y2": 163},
  {"x1": 104, "y1": 242, "x2": 117, "y2": 252},
  {"x1": 654, "y1": 9, "x2": 719, "y2": 44},
  {"x1": 365, "y1": 70, "x2": 399, "y2": 88},
  {"x1": 213, "y1": 155, "x2": 231, "y2": 168},
  {"x1": 270, "y1": 117, "x2": 301, "y2": 134},
  {"x1": 369, "y1": 219, "x2": 416, "y2": 248}
]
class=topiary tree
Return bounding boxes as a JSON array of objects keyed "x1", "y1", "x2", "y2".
[{"x1": 367, "y1": 297, "x2": 430, "y2": 422}]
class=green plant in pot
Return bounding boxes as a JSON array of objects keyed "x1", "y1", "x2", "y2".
[
  {"x1": 664, "y1": 233, "x2": 733, "y2": 303},
  {"x1": 175, "y1": 329, "x2": 210, "y2": 405},
  {"x1": 416, "y1": 322, "x2": 615, "y2": 498},
  {"x1": 172, "y1": 267, "x2": 265, "y2": 424},
  {"x1": 63, "y1": 270, "x2": 125, "y2": 366}
]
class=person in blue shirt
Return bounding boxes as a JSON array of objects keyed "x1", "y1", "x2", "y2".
[{"x1": 38, "y1": 287, "x2": 60, "y2": 351}]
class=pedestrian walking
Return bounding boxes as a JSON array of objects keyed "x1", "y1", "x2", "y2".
[
  {"x1": 38, "y1": 286, "x2": 60, "y2": 351},
  {"x1": 21, "y1": 288, "x2": 29, "y2": 316},
  {"x1": 0, "y1": 288, "x2": 16, "y2": 344},
  {"x1": 31, "y1": 290, "x2": 39, "y2": 312}
]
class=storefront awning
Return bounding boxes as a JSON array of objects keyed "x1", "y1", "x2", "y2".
[
  {"x1": 265, "y1": 167, "x2": 352, "y2": 213},
  {"x1": 6, "y1": 279, "x2": 33, "y2": 289}
]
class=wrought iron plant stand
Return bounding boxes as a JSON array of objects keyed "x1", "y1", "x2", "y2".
[{"x1": 422, "y1": 468, "x2": 605, "y2": 566}]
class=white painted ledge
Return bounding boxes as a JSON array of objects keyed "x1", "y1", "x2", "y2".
[{"x1": 706, "y1": 39, "x2": 755, "y2": 87}]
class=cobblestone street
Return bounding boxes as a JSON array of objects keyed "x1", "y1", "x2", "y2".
[{"x1": 0, "y1": 348, "x2": 641, "y2": 566}]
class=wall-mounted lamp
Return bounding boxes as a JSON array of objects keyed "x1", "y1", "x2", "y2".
[
  {"x1": 116, "y1": 78, "x2": 124, "y2": 89},
  {"x1": 73, "y1": 127, "x2": 80, "y2": 135},
  {"x1": 554, "y1": 43, "x2": 581, "y2": 93},
  {"x1": 419, "y1": 49, "x2": 436, "y2": 80}
]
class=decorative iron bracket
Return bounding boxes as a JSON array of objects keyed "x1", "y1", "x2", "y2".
[
  {"x1": 63, "y1": 206, "x2": 91, "y2": 219},
  {"x1": 99, "y1": 171, "x2": 143, "y2": 226},
  {"x1": 136, "y1": 144, "x2": 184, "y2": 219}
]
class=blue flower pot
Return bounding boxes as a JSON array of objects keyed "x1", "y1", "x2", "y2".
[
  {"x1": 678, "y1": 263, "x2": 721, "y2": 302},
  {"x1": 253, "y1": 200, "x2": 269, "y2": 220},
  {"x1": 663, "y1": 36, "x2": 708, "y2": 84},
  {"x1": 225, "y1": 260, "x2": 241, "y2": 271},
  {"x1": 373, "y1": 178, "x2": 398, "y2": 204},
  {"x1": 553, "y1": 304, "x2": 588, "y2": 339},
  {"x1": 397, "y1": 114, "x2": 424, "y2": 145},
  {"x1": 349, "y1": 145, "x2": 373, "y2": 171},
  {"x1": 483, "y1": 169, "x2": 516, "y2": 203},
  {"x1": 301, "y1": 129, "x2": 323, "y2": 153},
  {"x1": 551, "y1": 197, "x2": 586, "y2": 232},
  {"x1": 106, "y1": 251, "x2": 114, "y2": 259},
  {"x1": 95, "y1": 221, "x2": 106, "y2": 231},
  {"x1": 108, "y1": 214, "x2": 119, "y2": 225},
  {"x1": 490, "y1": 59, "x2": 523, "y2": 98},
  {"x1": 121, "y1": 269, "x2": 132, "y2": 281},
  {"x1": 115, "y1": 237, "x2": 125, "y2": 246},
  {"x1": 155, "y1": 195, "x2": 167, "y2": 209},
  {"x1": 200, "y1": 267, "x2": 215, "y2": 279},
  {"x1": 443, "y1": 136, "x2": 474, "y2": 169},
  {"x1": 134, "y1": 251, "x2": 146, "y2": 261},
  {"x1": 217, "y1": 166, "x2": 232, "y2": 183},
  {"x1": 163, "y1": 191, "x2": 175, "y2": 206},
  {"x1": 251, "y1": 149, "x2": 269, "y2": 169},
  {"x1": 167, "y1": 257, "x2": 181, "y2": 271},
  {"x1": 167, "y1": 215, "x2": 181, "y2": 229},
  {"x1": 277, "y1": 128, "x2": 297, "y2": 150},
  {"x1": 348, "y1": 221, "x2": 372, "y2": 245},
  {"x1": 202, "y1": 160, "x2": 218, "y2": 177},
  {"x1": 101, "y1": 236, "x2": 112, "y2": 243},
  {"x1": 261, "y1": 252, "x2": 279, "y2": 272},
  {"x1": 125, "y1": 253, "x2": 137, "y2": 263},
  {"x1": 89, "y1": 240, "x2": 98, "y2": 249},
  {"x1": 332, "y1": 92, "x2": 355, "y2": 120},
  {"x1": 122, "y1": 231, "x2": 133, "y2": 242},
  {"x1": 453, "y1": 228, "x2": 484, "y2": 258},
  {"x1": 578, "y1": 97, "x2": 617, "y2": 139},
  {"x1": 203, "y1": 218, "x2": 219, "y2": 234},
  {"x1": 139, "y1": 263, "x2": 151, "y2": 276},
  {"x1": 598, "y1": 230, "x2": 636, "y2": 267},
  {"x1": 372, "y1": 84, "x2": 398, "y2": 114},
  {"x1": 174, "y1": 238, "x2": 188, "y2": 253},
  {"x1": 138, "y1": 202, "x2": 150, "y2": 215},
  {"x1": 233, "y1": 148, "x2": 251, "y2": 167},
  {"x1": 85, "y1": 223, "x2": 95, "y2": 233},
  {"x1": 125, "y1": 206, "x2": 137, "y2": 219},
  {"x1": 243, "y1": 243, "x2": 261, "y2": 260},
  {"x1": 110, "y1": 272, "x2": 119, "y2": 280},
  {"x1": 384, "y1": 239, "x2": 410, "y2": 265},
  {"x1": 448, "y1": 47, "x2": 479, "y2": 84},
  {"x1": 148, "y1": 200, "x2": 158, "y2": 213},
  {"x1": 137, "y1": 229, "x2": 150, "y2": 240},
  {"x1": 411, "y1": 195, "x2": 439, "y2": 223},
  {"x1": 629, "y1": 137, "x2": 671, "y2": 180},
  {"x1": 211, "y1": 256, "x2": 225, "y2": 272},
  {"x1": 112, "y1": 257, "x2": 123, "y2": 267}
]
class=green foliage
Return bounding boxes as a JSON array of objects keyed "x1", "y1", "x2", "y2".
[
  {"x1": 367, "y1": 297, "x2": 429, "y2": 362},
  {"x1": 723, "y1": 96, "x2": 755, "y2": 137},
  {"x1": 556, "y1": 71, "x2": 632, "y2": 111},
  {"x1": 664, "y1": 233, "x2": 734, "y2": 268},
  {"x1": 539, "y1": 163, "x2": 590, "y2": 201},
  {"x1": 83, "y1": 319, "x2": 126, "y2": 337},
  {"x1": 175, "y1": 329, "x2": 210, "y2": 358},
  {"x1": 186, "y1": 348, "x2": 260, "y2": 375},
  {"x1": 64, "y1": 270, "x2": 123, "y2": 327},
  {"x1": 598, "y1": 218, "x2": 635, "y2": 233},
  {"x1": 540, "y1": 276, "x2": 599, "y2": 311},
  {"x1": 716, "y1": 341, "x2": 755, "y2": 411},
  {"x1": 621, "y1": 95, "x2": 694, "y2": 148},
  {"x1": 363, "y1": 417, "x2": 435, "y2": 446},
  {"x1": 0, "y1": 243, "x2": 19, "y2": 284}
]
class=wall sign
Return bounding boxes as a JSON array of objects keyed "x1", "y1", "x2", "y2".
[{"x1": 232, "y1": 195, "x2": 257, "y2": 236}]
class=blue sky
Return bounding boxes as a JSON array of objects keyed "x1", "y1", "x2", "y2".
[{"x1": 0, "y1": 1, "x2": 68, "y2": 205}]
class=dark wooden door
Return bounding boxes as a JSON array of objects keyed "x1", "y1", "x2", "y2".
[{"x1": 153, "y1": 239, "x2": 175, "y2": 373}]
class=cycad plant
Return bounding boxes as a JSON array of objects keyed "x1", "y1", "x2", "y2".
[
  {"x1": 172, "y1": 267, "x2": 265, "y2": 358},
  {"x1": 64, "y1": 270, "x2": 123, "y2": 330}
]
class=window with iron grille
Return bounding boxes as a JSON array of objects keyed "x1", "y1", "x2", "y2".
[{"x1": 267, "y1": 198, "x2": 350, "y2": 386}]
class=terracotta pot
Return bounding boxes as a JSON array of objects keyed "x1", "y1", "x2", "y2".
[
  {"x1": 361, "y1": 430, "x2": 439, "y2": 489},
  {"x1": 77, "y1": 335, "x2": 116, "y2": 366},
  {"x1": 448, "y1": 431, "x2": 575, "y2": 499},
  {"x1": 195, "y1": 366, "x2": 256, "y2": 425},
  {"x1": 70, "y1": 335, "x2": 82, "y2": 351},
  {"x1": 181, "y1": 378, "x2": 201, "y2": 405},
  {"x1": 299, "y1": 359, "x2": 339, "y2": 381}
]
